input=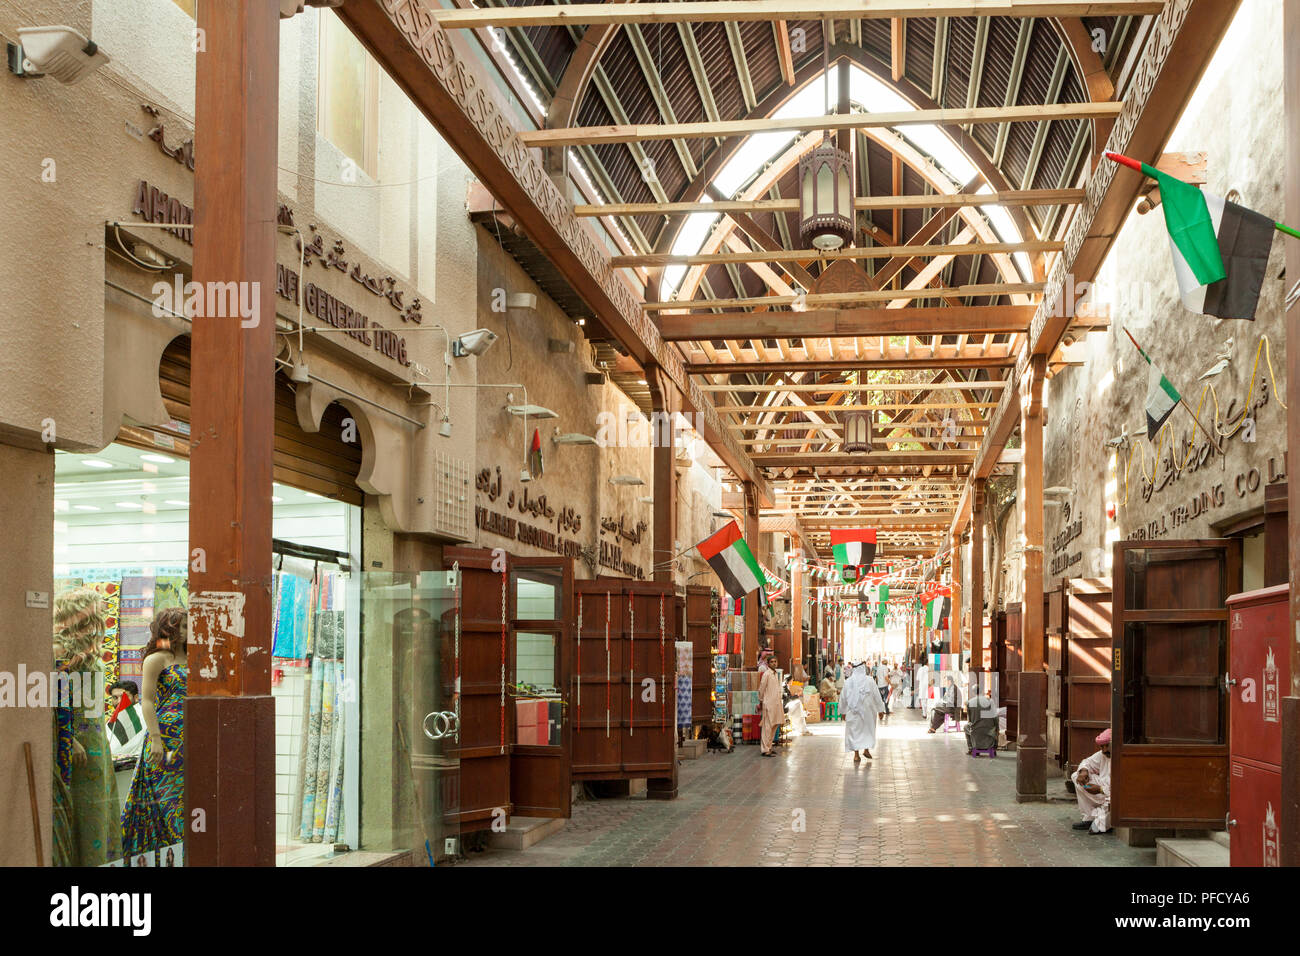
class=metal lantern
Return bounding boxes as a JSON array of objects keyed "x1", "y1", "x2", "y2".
[
  {"x1": 798, "y1": 140, "x2": 854, "y2": 251},
  {"x1": 842, "y1": 409, "x2": 872, "y2": 453}
]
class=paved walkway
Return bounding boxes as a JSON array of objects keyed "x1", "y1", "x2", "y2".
[{"x1": 461, "y1": 708, "x2": 1156, "y2": 867}]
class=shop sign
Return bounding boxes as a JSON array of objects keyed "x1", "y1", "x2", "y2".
[
  {"x1": 1127, "y1": 456, "x2": 1285, "y2": 541},
  {"x1": 130, "y1": 179, "x2": 414, "y2": 369}
]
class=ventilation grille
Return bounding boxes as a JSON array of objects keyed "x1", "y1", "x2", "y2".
[{"x1": 431, "y1": 451, "x2": 472, "y2": 542}]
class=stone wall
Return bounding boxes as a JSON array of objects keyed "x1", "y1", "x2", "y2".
[{"x1": 991, "y1": 1, "x2": 1288, "y2": 606}]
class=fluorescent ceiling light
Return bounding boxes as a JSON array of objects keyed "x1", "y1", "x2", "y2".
[
  {"x1": 115, "y1": 501, "x2": 142, "y2": 510},
  {"x1": 164, "y1": 499, "x2": 188, "y2": 507},
  {"x1": 72, "y1": 504, "x2": 99, "y2": 512},
  {"x1": 140, "y1": 453, "x2": 175, "y2": 464},
  {"x1": 271, "y1": 496, "x2": 283, "y2": 503},
  {"x1": 82, "y1": 459, "x2": 113, "y2": 469}
]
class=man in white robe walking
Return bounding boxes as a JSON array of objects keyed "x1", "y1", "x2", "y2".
[
  {"x1": 1071, "y1": 728, "x2": 1112, "y2": 833},
  {"x1": 841, "y1": 661, "x2": 884, "y2": 762}
]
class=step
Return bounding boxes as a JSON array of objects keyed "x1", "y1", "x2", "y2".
[
  {"x1": 1155, "y1": 837, "x2": 1229, "y2": 868},
  {"x1": 677, "y1": 738, "x2": 707, "y2": 760},
  {"x1": 485, "y1": 815, "x2": 566, "y2": 852},
  {"x1": 1210, "y1": 830, "x2": 1230, "y2": 849}
]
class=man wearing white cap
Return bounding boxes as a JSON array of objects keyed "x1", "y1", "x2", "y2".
[{"x1": 1070, "y1": 728, "x2": 1112, "y2": 833}]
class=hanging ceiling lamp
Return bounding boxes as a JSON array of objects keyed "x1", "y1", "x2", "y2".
[
  {"x1": 842, "y1": 372, "x2": 872, "y2": 454},
  {"x1": 799, "y1": 27, "x2": 854, "y2": 251}
]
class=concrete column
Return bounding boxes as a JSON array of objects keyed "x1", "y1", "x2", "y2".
[
  {"x1": 1017, "y1": 356, "x2": 1048, "y2": 803},
  {"x1": 186, "y1": 0, "x2": 279, "y2": 865},
  {"x1": 1282, "y1": 0, "x2": 1300, "y2": 868},
  {"x1": 648, "y1": 368, "x2": 681, "y2": 586},
  {"x1": 0, "y1": 444, "x2": 53, "y2": 866}
]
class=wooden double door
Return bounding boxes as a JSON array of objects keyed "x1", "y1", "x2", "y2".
[
  {"x1": 1111, "y1": 539, "x2": 1241, "y2": 829},
  {"x1": 572, "y1": 578, "x2": 679, "y2": 797},
  {"x1": 444, "y1": 547, "x2": 574, "y2": 830}
]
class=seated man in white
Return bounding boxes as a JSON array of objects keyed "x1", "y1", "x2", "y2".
[{"x1": 1071, "y1": 728, "x2": 1112, "y2": 834}]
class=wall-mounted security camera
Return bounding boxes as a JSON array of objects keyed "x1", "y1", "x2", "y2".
[
  {"x1": 8, "y1": 26, "x2": 110, "y2": 84},
  {"x1": 452, "y1": 328, "x2": 498, "y2": 357}
]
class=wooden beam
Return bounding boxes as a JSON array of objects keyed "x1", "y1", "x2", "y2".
[
  {"x1": 611, "y1": 239, "x2": 1063, "y2": 268},
  {"x1": 647, "y1": 281, "x2": 1042, "y2": 311},
  {"x1": 687, "y1": 356, "x2": 1015, "y2": 373},
  {"x1": 574, "y1": 189, "x2": 1085, "y2": 216},
  {"x1": 891, "y1": 18, "x2": 906, "y2": 81},
  {"x1": 750, "y1": 452, "x2": 975, "y2": 466},
  {"x1": 703, "y1": 381, "x2": 1008, "y2": 392},
  {"x1": 717, "y1": 402, "x2": 998, "y2": 413},
  {"x1": 433, "y1": 2, "x2": 1168, "y2": 29},
  {"x1": 775, "y1": 21, "x2": 796, "y2": 85},
  {"x1": 518, "y1": 102, "x2": 1125, "y2": 147},
  {"x1": 657, "y1": 303, "x2": 1036, "y2": 340}
]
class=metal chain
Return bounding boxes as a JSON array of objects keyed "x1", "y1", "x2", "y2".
[
  {"x1": 659, "y1": 594, "x2": 665, "y2": 731},
  {"x1": 576, "y1": 591, "x2": 582, "y2": 727},
  {"x1": 628, "y1": 592, "x2": 634, "y2": 737},
  {"x1": 605, "y1": 591, "x2": 611, "y2": 739},
  {"x1": 500, "y1": 565, "x2": 507, "y2": 754}
]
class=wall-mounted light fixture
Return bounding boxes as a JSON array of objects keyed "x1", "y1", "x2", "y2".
[
  {"x1": 552, "y1": 429, "x2": 597, "y2": 446},
  {"x1": 452, "y1": 328, "x2": 498, "y2": 357},
  {"x1": 609, "y1": 475, "x2": 645, "y2": 486},
  {"x1": 8, "y1": 26, "x2": 110, "y2": 83}
]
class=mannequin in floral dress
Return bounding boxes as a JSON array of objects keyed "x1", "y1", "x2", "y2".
[
  {"x1": 52, "y1": 587, "x2": 122, "y2": 867},
  {"x1": 121, "y1": 605, "x2": 187, "y2": 858}
]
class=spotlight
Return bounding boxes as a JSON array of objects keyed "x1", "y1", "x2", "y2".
[
  {"x1": 452, "y1": 328, "x2": 498, "y2": 357},
  {"x1": 9, "y1": 26, "x2": 110, "y2": 84}
]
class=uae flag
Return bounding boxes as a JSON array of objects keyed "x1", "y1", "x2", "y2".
[
  {"x1": 1106, "y1": 152, "x2": 1274, "y2": 320},
  {"x1": 873, "y1": 585, "x2": 890, "y2": 629},
  {"x1": 830, "y1": 528, "x2": 877, "y2": 570},
  {"x1": 1127, "y1": 332, "x2": 1182, "y2": 440},
  {"x1": 109, "y1": 702, "x2": 144, "y2": 747},
  {"x1": 696, "y1": 521, "x2": 765, "y2": 602}
]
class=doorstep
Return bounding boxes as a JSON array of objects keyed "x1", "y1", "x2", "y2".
[
  {"x1": 487, "y1": 816, "x2": 567, "y2": 852},
  {"x1": 1156, "y1": 836, "x2": 1229, "y2": 867},
  {"x1": 313, "y1": 848, "x2": 422, "y2": 867},
  {"x1": 678, "y1": 738, "x2": 707, "y2": 759}
]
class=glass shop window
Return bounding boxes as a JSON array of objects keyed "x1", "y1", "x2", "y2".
[
  {"x1": 514, "y1": 568, "x2": 562, "y2": 620},
  {"x1": 317, "y1": 9, "x2": 379, "y2": 178}
]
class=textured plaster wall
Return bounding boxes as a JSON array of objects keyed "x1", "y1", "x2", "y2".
[
  {"x1": 992, "y1": 1, "x2": 1288, "y2": 606},
  {"x1": 472, "y1": 231, "x2": 723, "y2": 585}
]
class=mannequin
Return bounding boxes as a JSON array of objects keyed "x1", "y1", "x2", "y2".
[
  {"x1": 52, "y1": 588, "x2": 122, "y2": 867},
  {"x1": 121, "y1": 605, "x2": 188, "y2": 858}
]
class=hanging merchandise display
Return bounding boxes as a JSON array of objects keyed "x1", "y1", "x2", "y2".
[{"x1": 675, "y1": 641, "x2": 693, "y2": 731}]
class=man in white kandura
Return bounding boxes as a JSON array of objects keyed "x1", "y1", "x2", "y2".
[
  {"x1": 1071, "y1": 728, "x2": 1112, "y2": 834},
  {"x1": 841, "y1": 661, "x2": 885, "y2": 763}
]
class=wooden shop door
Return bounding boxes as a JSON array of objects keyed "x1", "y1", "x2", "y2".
[
  {"x1": 508, "y1": 556, "x2": 573, "y2": 818},
  {"x1": 571, "y1": 578, "x2": 678, "y2": 797},
  {"x1": 1063, "y1": 578, "x2": 1112, "y2": 773},
  {"x1": 442, "y1": 547, "x2": 512, "y2": 831},
  {"x1": 686, "y1": 586, "x2": 714, "y2": 726},
  {"x1": 1111, "y1": 540, "x2": 1241, "y2": 829}
]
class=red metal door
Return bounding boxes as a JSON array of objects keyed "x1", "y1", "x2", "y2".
[
  {"x1": 1227, "y1": 584, "x2": 1290, "y2": 766},
  {"x1": 1229, "y1": 758, "x2": 1282, "y2": 867},
  {"x1": 1111, "y1": 540, "x2": 1241, "y2": 829}
]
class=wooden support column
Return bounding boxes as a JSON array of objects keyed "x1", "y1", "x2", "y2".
[
  {"x1": 950, "y1": 532, "x2": 963, "y2": 665},
  {"x1": 187, "y1": 0, "x2": 279, "y2": 866},
  {"x1": 791, "y1": 538, "x2": 804, "y2": 668},
  {"x1": 1017, "y1": 355, "x2": 1048, "y2": 803},
  {"x1": 971, "y1": 478, "x2": 986, "y2": 673},
  {"x1": 743, "y1": 481, "x2": 760, "y2": 667},
  {"x1": 648, "y1": 368, "x2": 681, "y2": 586},
  {"x1": 1283, "y1": 0, "x2": 1300, "y2": 869}
]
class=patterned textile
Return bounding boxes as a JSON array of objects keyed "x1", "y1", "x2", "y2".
[
  {"x1": 52, "y1": 654, "x2": 121, "y2": 867},
  {"x1": 93, "y1": 582, "x2": 121, "y2": 693},
  {"x1": 299, "y1": 657, "x2": 325, "y2": 839},
  {"x1": 121, "y1": 664, "x2": 186, "y2": 857},
  {"x1": 273, "y1": 573, "x2": 310, "y2": 660}
]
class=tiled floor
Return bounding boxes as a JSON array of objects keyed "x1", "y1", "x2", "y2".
[{"x1": 459, "y1": 708, "x2": 1157, "y2": 867}]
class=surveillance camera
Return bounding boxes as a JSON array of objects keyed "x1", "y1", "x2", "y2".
[
  {"x1": 11, "y1": 26, "x2": 110, "y2": 84},
  {"x1": 452, "y1": 328, "x2": 498, "y2": 357}
]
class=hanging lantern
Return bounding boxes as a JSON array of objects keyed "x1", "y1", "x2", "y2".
[
  {"x1": 842, "y1": 408, "x2": 873, "y2": 454},
  {"x1": 798, "y1": 140, "x2": 854, "y2": 251}
]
